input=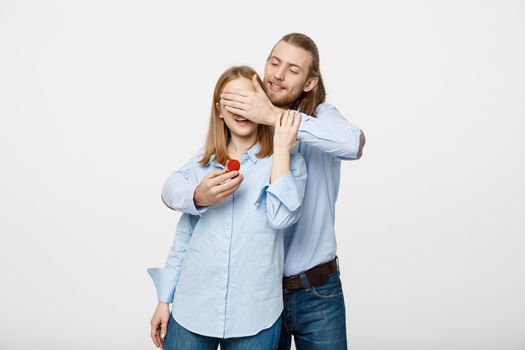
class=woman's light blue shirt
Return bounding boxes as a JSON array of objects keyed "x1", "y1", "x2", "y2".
[{"x1": 148, "y1": 142, "x2": 307, "y2": 338}]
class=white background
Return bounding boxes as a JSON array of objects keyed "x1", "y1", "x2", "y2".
[{"x1": 1, "y1": 1, "x2": 524, "y2": 349}]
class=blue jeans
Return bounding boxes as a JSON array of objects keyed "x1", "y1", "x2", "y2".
[
  {"x1": 278, "y1": 272, "x2": 347, "y2": 350},
  {"x1": 163, "y1": 313, "x2": 281, "y2": 350}
]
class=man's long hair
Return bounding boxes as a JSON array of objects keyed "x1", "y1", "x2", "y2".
[
  {"x1": 276, "y1": 33, "x2": 326, "y2": 117},
  {"x1": 199, "y1": 66, "x2": 273, "y2": 166}
]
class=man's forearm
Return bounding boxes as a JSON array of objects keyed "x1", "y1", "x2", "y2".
[
  {"x1": 296, "y1": 104, "x2": 363, "y2": 160},
  {"x1": 161, "y1": 170, "x2": 202, "y2": 215}
]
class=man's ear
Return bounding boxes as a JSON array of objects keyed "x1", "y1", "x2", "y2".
[{"x1": 303, "y1": 76, "x2": 319, "y2": 92}]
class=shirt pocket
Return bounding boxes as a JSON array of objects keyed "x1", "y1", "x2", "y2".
[{"x1": 241, "y1": 204, "x2": 273, "y2": 234}]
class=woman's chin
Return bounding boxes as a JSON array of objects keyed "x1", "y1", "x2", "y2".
[{"x1": 231, "y1": 130, "x2": 257, "y2": 138}]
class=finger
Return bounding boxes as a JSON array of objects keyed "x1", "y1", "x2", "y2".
[
  {"x1": 217, "y1": 180, "x2": 242, "y2": 200},
  {"x1": 252, "y1": 74, "x2": 264, "y2": 93},
  {"x1": 215, "y1": 174, "x2": 243, "y2": 193},
  {"x1": 220, "y1": 92, "x2": 248, "y2": 104},
  {"x1": 217, "y1": 186, "x2": 240, "y2": 202},
  {"x1": 220, "y1": 98, "x2": 247, "y2": 111},
  {"x1": 290, "y1": 110, "x2": 299, "y2": 127},
  {"x1": 209, "y1": 170, "x2": 239, "y2": 186},
  {"x1": 207, "y1": 169, "x2": 228, "y2": 179},
  {"x1": 279, "y1": 111, "x2": 288, "y2": 127},
  {"x1": 221, "y1": 88, "x2": 250, "y2": 97},
  {"x1": 224, "y1": 105, "x2": 248, "y2": 118},
  {"x1": 292, "y1": 110, "x2": 301, "y2": 130},
  {"x1": 160, "y1": 320, "x2": 168, "y2": 343},
  {"x1": 282, "y1": 110, "x2": 289, "y2": 127},
  {"x1": 155, "y1": 330, "x2": 163, "y2": 348},
  {"x1": 275, "y1": 111, "x2": 283, "y2": 127},
  {"x1": 283, "y1": 110, "x2": 292, "y2": 127},
  {"x1": 286, "y1": 110, "x2": 295, "y2": 127},
  {"x1": 151, "y1": 325, "x2": 160, "y2": 348}
]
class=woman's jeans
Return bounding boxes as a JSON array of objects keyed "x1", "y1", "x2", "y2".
[{"x1": 163, "y1": 314, "x2": 281, "y2": 350}]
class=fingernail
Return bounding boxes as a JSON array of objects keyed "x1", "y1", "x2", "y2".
[{"x1": 161, "y1": 333, "x2": 165, "y2": 339}]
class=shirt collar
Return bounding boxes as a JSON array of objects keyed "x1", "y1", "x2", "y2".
[
  {"x1": 207, "y1": 142, "x2": 261, "y2": 168},
  {"x1": 243, "y1": 142, "x2": 261, "y2": 164}
]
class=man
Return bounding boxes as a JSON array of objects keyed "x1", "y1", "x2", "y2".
[{"x1": 156, "y1": 33, "x2": 365, "y2": 349}]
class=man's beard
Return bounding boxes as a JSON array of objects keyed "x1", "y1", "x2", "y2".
[{"x1": 268, "y1": 89, "x2": 303, "y2": 109}]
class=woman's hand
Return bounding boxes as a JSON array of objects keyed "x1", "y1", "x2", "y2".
[
  {"x1": 150, "y1": 302, "x2": 170, "y2": 348},
  {"x1": 194, "y1": 169, "x2": 244, "y2": 207},
  {"x1": 270, "y1": 110, "x2": 301, "y2": 184},
  {"x1": 273, "y1": 110, "x2": 301, "y2": 152}
]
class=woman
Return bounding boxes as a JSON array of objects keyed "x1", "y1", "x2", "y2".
[{"x1": 148, "y1": 66, "x2": 307, "y2": 349}]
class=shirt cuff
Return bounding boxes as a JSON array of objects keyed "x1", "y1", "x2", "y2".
[
  {"x1": 266, "y1": 171, "x2": 302, "y2": 212},
  {"x1": 147, "y1": 267, "x2": 180, "y2": 304},
  {"x1": 296, "y1": 113, "x2": 311, "y2": 142},
  {"x1": 186, "y1": 184, "x2": 210, "y2": 216}
]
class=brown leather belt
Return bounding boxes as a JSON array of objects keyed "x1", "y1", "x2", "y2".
[{"x1": 283, "y1": 257, "x2": 339, "y2": 290}]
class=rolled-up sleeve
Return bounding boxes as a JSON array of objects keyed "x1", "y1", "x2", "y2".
[
  {"x1": 263, "y1": 152, "x2": 307, "y2": 230},
  {"x1": 297, "y1": 103, "x2": 362, "y2": 160},
  {"x1": 161, "y1": 148, "x2": 210, "y2": 216}
]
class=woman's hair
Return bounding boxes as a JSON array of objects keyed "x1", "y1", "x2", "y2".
[
  {"x1": 276, "y1": 33, "x2": 326, "y2": 117},
  {"x1": 199, "y1": 66, "x2": 273, "y2": 166}
]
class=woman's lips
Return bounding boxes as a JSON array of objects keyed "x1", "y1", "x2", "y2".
[{"x1": 234, "y1": 117, "x2": 253, "y2": 125}]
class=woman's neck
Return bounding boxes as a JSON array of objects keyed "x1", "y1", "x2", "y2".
[{"x1": 227, "y1": 134, "x2": 257, "y2": 160}]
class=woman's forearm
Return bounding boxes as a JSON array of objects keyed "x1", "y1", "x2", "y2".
[{"x1": 270, "y1": 148, "x2": 291, "y2": 184}]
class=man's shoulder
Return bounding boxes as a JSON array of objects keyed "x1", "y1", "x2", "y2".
[
  {"x1": 193, "y1": 146, "x2": 205, "y2": 158},
  {"x1": 315, "y1": 102, "x2": 337, "y2": 113},
  {"x1": 315, "y1": 102, "x2": 338, "y2": 117},
  {"x1": 180, "y1": 146, "x2": 209, "y2": 175},
  {"x1": 186, "y1": 146, "x2": 205, "y2": 164}
]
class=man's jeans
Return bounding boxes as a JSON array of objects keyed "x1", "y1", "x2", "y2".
[
  {"x1": 278, "y1": 272, "x2": 347, "y2": 350},
  {"x1": 163, "y1": 313, "x2": 281, "y2": 350}
]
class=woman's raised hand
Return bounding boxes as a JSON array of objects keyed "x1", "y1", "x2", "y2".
[
  {"x1": 273, "y1": 110, "x2": 301, "y2": 152},
  {"x1": 270, "y1": 110, "x2": 301, "y2": 184}
]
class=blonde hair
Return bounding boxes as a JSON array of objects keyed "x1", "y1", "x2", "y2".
[{"x1": 199, "y1": 66, "x2": 273, "y2": 166}]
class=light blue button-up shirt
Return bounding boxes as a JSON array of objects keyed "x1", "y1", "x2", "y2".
[
  {"x1": 149, "y1": 143, "x2": 307, "y2": 338},
  {"x1": 161, "y1": 103, "x2": 362, "y2": 276}
]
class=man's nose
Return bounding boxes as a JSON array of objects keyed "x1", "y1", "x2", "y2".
[{"x1": 274, "y1": 67, "x2": 285, "y2": 80}]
